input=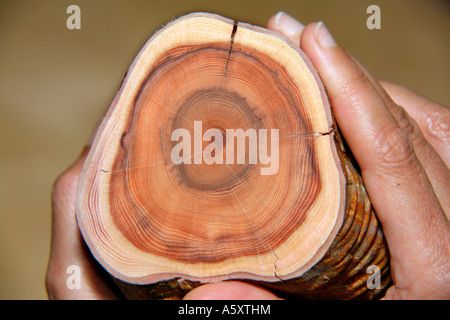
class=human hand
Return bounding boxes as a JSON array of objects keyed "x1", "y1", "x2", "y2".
[
  {"x1": 45, "y1": 130, "x2": 280, "y2": 300},
  {"x1": 46, "y1": 12, "x2": 450, "y2": 300},
  {"x1": 45, "y1": 142, "x2": 121, "y2": 299},
  {"x1": 186, "y1": 12, "x2": 450, "y2": 300}
]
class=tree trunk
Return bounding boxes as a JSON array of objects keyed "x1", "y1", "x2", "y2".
[{"x1": 76, "y1": 12, "x2": 391, "y2": 299}]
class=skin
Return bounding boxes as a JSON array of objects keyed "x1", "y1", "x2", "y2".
[{"x1": 45, "y1": 12, "x2": 450, "y2": 300}]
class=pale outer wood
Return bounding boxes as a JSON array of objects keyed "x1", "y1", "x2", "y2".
[{"x1": 76, "y1": 12, "x2": 346, "y2": 285}]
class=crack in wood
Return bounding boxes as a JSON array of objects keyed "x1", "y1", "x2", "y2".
[
  {"x1": 221, "y1": 20, "x2": 238, "y2": 90},
  {"x1": 279, "y1": 126, "x2": 336, "y2": 140},
  {"x1": 274, "y1": 262, "x2": 285, "y2": 282}
]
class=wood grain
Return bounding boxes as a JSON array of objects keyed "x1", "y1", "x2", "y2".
[{"x1": 76, "y1": 12, "x2": 390, "y2": 299}]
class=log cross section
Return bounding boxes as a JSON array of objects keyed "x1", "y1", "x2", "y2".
[{"x1": 76, "y1": 13, "x2": 390, "y2": 299}]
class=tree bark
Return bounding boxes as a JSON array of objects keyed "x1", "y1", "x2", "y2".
[{"x1": 76, "y1": 12, "x2": 391, "y2": 299}]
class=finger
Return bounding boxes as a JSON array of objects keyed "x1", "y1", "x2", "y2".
[
  {"x1": 349, "y1": 61, "x2": 449, "y2": 215},
  {"x1": 270, "y1": 12, "x2": 450, "y2": 214},
  {"x1": 381, "y1": 81, "x2": 450, "y2": 166},
  {"x1": 266, "y1": 11, "x2": 304, "y2": 45},
  {"x1": 183, "y1": 281, "x2": 280, "y2": 300},
  {"x1": 270, "y1": 11, "x2": 450, "y2": 215},
  {"x1": 387, "y1": 104, "x2": 450, "y2": 215},
  {"x1": 46, "y1": 148, "x2": 120, "y2": 299},
  {"x1": 299, "y1": 21, "x2": 450, "y2": 297}
]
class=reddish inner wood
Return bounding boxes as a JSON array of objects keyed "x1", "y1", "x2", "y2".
[{"x1": 109, "y1": 43, "x2": 321, "y2": 263}]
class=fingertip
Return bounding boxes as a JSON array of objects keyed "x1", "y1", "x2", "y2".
[
  {"x1": 266, "y1": 11, "x2": 304, "y2": 45},
  {"x1": 266, "y1": 12, "x2": 278, "y2": 30},
  {"x1": 183, "y1": 281, "x2": 280, "y2": 300},
  {"x1": 314, "y1": 21, "x2": 338, "y2": 48},
  {"x1": 298, "y1": 21, "x2": 319, "y2": 54}
]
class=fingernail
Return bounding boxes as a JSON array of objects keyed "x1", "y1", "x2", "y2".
[
  {"x1": 274, "y1": 11, "x2": 305, "y2": 38},
  {"x1": 314, "y1": 21, "x2": 337, "y2": 48}
]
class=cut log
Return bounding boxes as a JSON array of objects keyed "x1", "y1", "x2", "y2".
[{"x1": 76, "y1": 12, "x2": 391, "y2": 299}]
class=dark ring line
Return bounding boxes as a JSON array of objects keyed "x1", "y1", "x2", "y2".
[{"x1": 108, "y1": 42, "x2": 321, "y2": 263}]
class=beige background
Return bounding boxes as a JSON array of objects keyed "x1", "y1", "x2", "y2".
[{"x1": 0, "y1": 0, "x2": 448, "y2": 299}]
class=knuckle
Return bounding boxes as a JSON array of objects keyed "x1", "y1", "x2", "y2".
[
  {"x1": 52, "y1": 173, "x2": 70, "y2": 199},
  {"x1": 374, "y1": 124, "x2": 417, "y2": 169},
  {"x1": 45, "y1": 269, "x2": 57, "y2": 299},
  {"x1": 45, "y1": 266, "x2": 68, "y2": 300},
  {"x1": 425, "y1": 108, "x2": 450, "y2": 145},
  {"x1": 51, "y1": 169, "x2": 79, "y2": 210},
  {"x1": 338, "y1": 67, "x2": 367, "y2": 99},
  {"x1": 392, "y1": 105, "x2": 415, "y2": 135},
  {"x1": 392, "y1": 105, "x2": 425, "y2": 147},
  {"x1": 52, "y1": 167, "x2": 79, "y2": 198},
  {"x1": 51, "y1": 148, "x2": 88, "y2": 200}
]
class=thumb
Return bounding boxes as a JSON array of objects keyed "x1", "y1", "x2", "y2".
[{"x1": 183, "y1": 281, "x2": 280, "y2": 300}]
